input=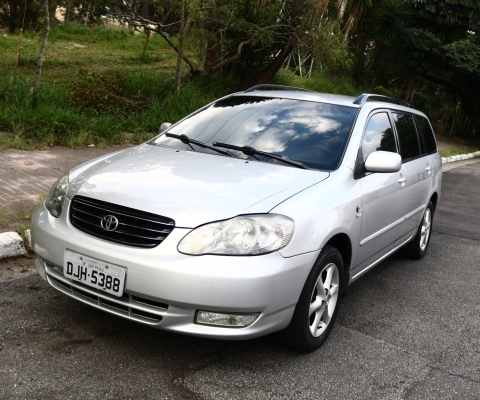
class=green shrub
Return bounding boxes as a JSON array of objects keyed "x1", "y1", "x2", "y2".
[
  {"x1": 71, "y1": 69, "x2": 150, "y2": 115},
  {"x1": 273, "y1": 71, "x2": 358, "y2": 96},
  {"x1": 411, "y1": 92, "x2": 429, "y2": 113},
  {"x1": 372, "y1": 85, "x2": 395, "y2": 97}
]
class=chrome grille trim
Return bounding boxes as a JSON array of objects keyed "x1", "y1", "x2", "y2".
[
  {"x1": 72, "y1": 199, "x2": 174, "y2": 225},
  {"x1": 70, "y1": 196, "x2": 175, "y2": 248},
  {"x1": 44, "y1": 263, "x2": 168, "y2": 325}
]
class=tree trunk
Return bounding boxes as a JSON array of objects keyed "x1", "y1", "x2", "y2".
[
  {"x1": 404, "y1": 72, "x2": 417, "y2": 103},
  {"x1": 142, "y1": 29, "x2": 151, "y2": 55},
  {"x1": 206, "y1": 38, "x2": 221, "y2": 70},
  {"x1": 29, "y1": 0, "x2": 50, "y2": 99},
  {"x1": 65, "y1": 4, "x2": 70, "y2": 22},
  {"x1": 198, "y1": 19, "x2": 206, "y2": 72},
  {"x1": 48, "y1": 1, "x2": 56, "y2": 26},
  {"x1": 174, "y1": 1, "x2": 185, "y2": 94},
  {"x1": 338, "y1": 0, "x2": 348, "y2": 20},
  {"x1": 361, "y1": 43, "x2": 382, "y2": 88},
  {"x1": 8, "y1": 0, "x2": 18, "y2": 33},
  {"x1": 15, "y1": 28, "x2": 23, "y2": 67},
  {"x1": 174, "y1": 2, "x2": 192, "y2": 93},
  {"x1": 436, "y1": 105, "x2": 450, "y2": 135},
  {"x1": 245, "y1": 41, "x2": 295, "y2": 88}
]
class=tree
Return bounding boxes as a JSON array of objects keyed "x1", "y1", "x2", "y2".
[
  {"x1": 405, "y1": 0, "x2": 480, "y2": 134},
  {"x1": 109, "y1": 0, "x2": 350, "y2": 89},
  {"x1": 29, "y1": 0, "x2": 50, "y2": 99},
  {"x1": 344, "y1": 0, "x2": 411, "y2": 87},
  {"x1": 346, "y1": 0, "x2": 480, "y2": 135},
  {"x1": 0, "y1": 0, "x2": 42, "y2": 33},
  {"x1": 360, "y1": 0, "x2": 411, "y2": 86}
]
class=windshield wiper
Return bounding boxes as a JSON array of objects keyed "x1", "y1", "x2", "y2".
[
  {"x1": 166, "y1": 133, "x2": 236, "y2": 157},
  {"x1": 212, "y1": 142, "x2": 309, "y2": 169}
]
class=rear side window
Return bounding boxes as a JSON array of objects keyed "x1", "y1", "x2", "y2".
[
  {"x1": 393, "y1": 113, "x2": 421, "y2": 161},
  {"x1": 362, "y1": 112, "x2": 397, "y2": 161},
  {"x1": 415, "y1": 115, "x2": 437, "y2": 154}
]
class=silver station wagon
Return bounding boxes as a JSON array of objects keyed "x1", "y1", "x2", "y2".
[{"x1": 32, "y1": 85, "x2": 442, "y2": 351}]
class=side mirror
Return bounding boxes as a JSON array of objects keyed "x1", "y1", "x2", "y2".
[
  {"x1": 159, "y1": 122, "x2": 172, "y2": 134},
  {"x1": 365, "y1": 151, "x2": 402, "y2": 173}
]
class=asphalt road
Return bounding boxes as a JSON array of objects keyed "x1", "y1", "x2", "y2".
[{"x1": 1, "y1": 161, "x2": 479, "y2": 400}]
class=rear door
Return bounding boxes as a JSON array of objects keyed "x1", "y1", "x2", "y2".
[
  {"x1": 416, "y1": 114, "x2": 442, "y2": 191},
  {"x1": 391, "y1": 112, "x2": 432, "y2": 235}
]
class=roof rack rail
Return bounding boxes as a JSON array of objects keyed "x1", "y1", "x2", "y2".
[
  {"x1": 353, "y1": 93, "x2": 411, "y2": 107},
  {"x1": 244, "y1": 84, "x2": 315, "y2": 93}
]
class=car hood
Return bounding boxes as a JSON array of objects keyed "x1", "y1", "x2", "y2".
[{"x1": 68, "y1": 144, "x2": 329, "y2": 227}]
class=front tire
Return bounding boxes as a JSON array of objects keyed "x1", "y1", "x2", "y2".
[
  {"x1": 405, "y1": 201, "x2": 433, "y2": 260},
  {"x1": 278, "y1": 245, "x2": 345, "y2": 352}
]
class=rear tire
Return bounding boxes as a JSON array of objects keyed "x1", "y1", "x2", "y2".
[
  {"x1": 277, "y1": 245, "x2": 345, "y2": 352},
  {"x1": 405, "y1": 201, "x2": 433, "y2": 260}
]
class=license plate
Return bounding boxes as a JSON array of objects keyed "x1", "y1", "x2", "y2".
[{"x1": 63, "y1": 250, "x2": 126, "y2": 297}]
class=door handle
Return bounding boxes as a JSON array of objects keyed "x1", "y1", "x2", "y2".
[
  {"x1": 398, "y1": 177, "x2": 407, "y2": 183},
  {"x1": 426, "y1": 165, "x2": 432, "y2": 174}
]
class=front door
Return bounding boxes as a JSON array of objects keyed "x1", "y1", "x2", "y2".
[{"x1": 354, "y1": 111, "x2": 407, "y2": 273}]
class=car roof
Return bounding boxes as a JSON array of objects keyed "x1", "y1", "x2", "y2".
[
  {"x1": 231, "y1": 90, "x2": 360, "y2": 108},
  {"x1": 230, "y1": 87, "x2": 429, "y2": 119}
]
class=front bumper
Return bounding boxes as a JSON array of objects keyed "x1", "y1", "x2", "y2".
[{"x1": 32, "y1": 199, "x2": 318, "y2": 339}]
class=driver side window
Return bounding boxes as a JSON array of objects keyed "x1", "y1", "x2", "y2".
[{"x1": 362, "y1": 112, "x2": 397, "y2": 162}]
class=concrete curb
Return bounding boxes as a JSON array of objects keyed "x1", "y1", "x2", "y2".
[
  {"x1": 442, "y1": 151, "x2": 480, "y2": 164},
  {"x1": 0, "y1": 229, "x2": 31, "y2": 260},
  {"x1": 0, "y1": 232, "x2": 26, "y2": 260}
]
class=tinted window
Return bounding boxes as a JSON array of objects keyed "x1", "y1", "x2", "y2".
[
  {"x1": 154, "y1": 96, "x2": 358, "y2": 171},
  {"x1": 393, "y1": 113, "x2": 421, "y2": 161},
  {"x1": 415, "y1": 115, "x2": 437, "y2": 154},
  {"x1": 362, "y1": 112, "x2": 397, "y2": 161}
]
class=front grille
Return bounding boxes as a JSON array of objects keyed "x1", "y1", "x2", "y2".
[
  {"x1": 44, "y1": 263, "x2": 168, "y2": 325},
  {"x1": 70, "y1": 196, "x2": 175, "y2": 248}
]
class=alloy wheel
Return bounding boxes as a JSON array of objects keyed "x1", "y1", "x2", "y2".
[
  {"x1": 308, "y1": 263, "x2": 340, "y2": 337},
  {"x1": 419, "y1": 208, "x2": 432, "y2": 251}
]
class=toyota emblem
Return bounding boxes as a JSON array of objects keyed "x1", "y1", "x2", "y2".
[{"x1": 101, "y1": 215, "x2": 119, "y2": 231}]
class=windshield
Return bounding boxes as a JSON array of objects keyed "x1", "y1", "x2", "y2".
[{"x1": 152, "y1": 96, "x2": 358, "y2": 171}]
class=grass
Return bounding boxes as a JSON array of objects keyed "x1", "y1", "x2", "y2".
[
  {"x1": 18, "y1": 204, "x2": 36, "y2": 221},
  {"x1": 0, "y1": 23, "x2": 186, "y2": 149},
  {"x1": 440, "y1": 146, "x2": 478, "y2": 158},
  {"x1": 0, "y1": 22, "x2": 362, "y2": 149},
  {"x1": 453, "y1": 135, "x2": 480, "y2": 151},
  {"x1": 16, "y1": 224, "x2": 31, "y2": 249},
  {"x1": 0, "y1": 22, "x2": 246, "y2": 148},
  {"x1": 0, "y1": 208, "x2": 10, "y2": 227},
  {"x1": 273, "y1": 70, "x2": 358, "y2": 96},
  {"x1": 37, "y1": 192, "x2": 48, "y2": 204},
  {"x1": 1, "y1": 23, "x2": 177, "y2": 82},
  {"x1": 0, "y1": 68, "x2": 233, "y2": 149}
]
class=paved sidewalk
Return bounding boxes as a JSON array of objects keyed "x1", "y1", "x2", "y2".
[{"x1": 0, "y1": 145, "x2": 132, "y2": 210}]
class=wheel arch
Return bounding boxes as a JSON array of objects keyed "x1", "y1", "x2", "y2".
[
  {"x1": 324, "y1": 233, "x2": 352, "y2": 289},
  {"x1": 430, "y1": 192, "x2": 438, "y2": 213}
]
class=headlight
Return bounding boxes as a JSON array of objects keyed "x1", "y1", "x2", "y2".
[
  {"x1": 45, "y1": 173, "x2": 69, "y2": 218},
  {"x1": 178, "y1": 214, "x2": 294, "y2": 256}
]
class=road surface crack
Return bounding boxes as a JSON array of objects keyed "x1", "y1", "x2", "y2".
[{"x1": 427, "y1": 363, "x2": 480, "y2": 384}]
